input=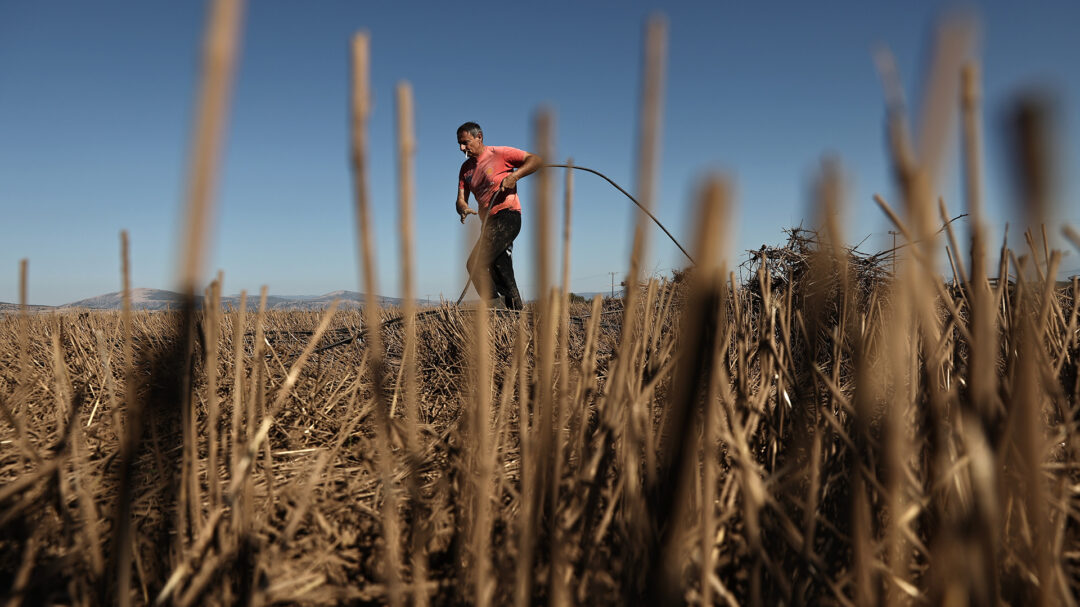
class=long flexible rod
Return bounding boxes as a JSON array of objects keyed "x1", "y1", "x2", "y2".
[{"x1": 545, "y1": 164, "x2": 695, "y2": 265}]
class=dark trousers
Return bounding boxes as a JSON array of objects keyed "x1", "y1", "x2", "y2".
[{"x1": 467, "y1": 210, "x2": 523, "y2": 310}]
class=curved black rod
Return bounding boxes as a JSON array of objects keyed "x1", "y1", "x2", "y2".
[{"x1": 545, "y1": 164, "x2": 695, "y2": 265}]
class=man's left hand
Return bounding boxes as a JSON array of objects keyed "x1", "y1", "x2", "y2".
[{"x1": 499, "y1": 175, "x2": 517, "y2": 192}]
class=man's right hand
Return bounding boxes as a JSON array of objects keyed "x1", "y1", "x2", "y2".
[{"x1": 457, "y1": 203, "x2": 477, "y2": 224}]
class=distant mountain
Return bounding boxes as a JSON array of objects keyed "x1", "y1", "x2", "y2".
[
  {"x1": 57, "y1": 288, "x2": 421, "y2": 311},
  {"x1": 220, "y1": 290, "x2": 404, "y2": 311},
  {"x1": 63, "y1": 288, "x2": 193, "y2": 311},
  {"x1": 0, "y1": 302, "x2": 56, "y2": 313},
  {"x1": 571, "y1": 291, "x2": 617, "y2": 301}
]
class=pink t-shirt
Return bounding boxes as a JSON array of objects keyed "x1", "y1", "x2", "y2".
[{"x1": 458, "y1": 145, "x2": 528, "y2": 219}]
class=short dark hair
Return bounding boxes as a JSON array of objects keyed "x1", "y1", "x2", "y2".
[{"x1": 456, "y1": 122, "x2": 483, "y2": 139}]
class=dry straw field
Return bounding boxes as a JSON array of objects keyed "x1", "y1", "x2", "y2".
[{"x1": 3, "y1": 4, "x2": 1080, "y2": 606}]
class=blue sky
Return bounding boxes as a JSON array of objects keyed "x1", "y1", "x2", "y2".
[{"x1": 2, "y1": 1, "x2": 1078, "y2": 305}]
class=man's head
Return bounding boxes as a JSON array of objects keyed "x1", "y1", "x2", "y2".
[{"x1": 457, "y1": 122, "x2": 484, "y2": 158}]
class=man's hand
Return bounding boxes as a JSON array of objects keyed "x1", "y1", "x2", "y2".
[
  {"x1": 457, "y1": 202, "x2": 477, "y2": 224},
  {"x1": 499, "y1": 174, "x2": 518, "y2": 192}
]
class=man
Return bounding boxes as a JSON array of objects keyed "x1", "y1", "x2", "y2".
[{"x1": 455, "y1": 122, "x2": 542, "y2": 310}]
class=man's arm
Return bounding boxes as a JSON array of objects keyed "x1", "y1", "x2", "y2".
[
  {"x1": 499, "y1": 152, "x2": 543, "y2": 192},
  {"x1": 456, "y1": 186, "x2": 477, "y2": 224}
]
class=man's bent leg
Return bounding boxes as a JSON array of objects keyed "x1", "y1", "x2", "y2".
[{"x1": 468, "y1": 252, "x2": 498, "y2": 301}]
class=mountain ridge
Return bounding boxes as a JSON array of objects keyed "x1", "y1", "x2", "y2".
[{"x1": 2, "y1": 288, "x2": 429, "y2": 311}]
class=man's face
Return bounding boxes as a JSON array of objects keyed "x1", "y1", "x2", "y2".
[{"x1": 458, "y1": 131, "x2": 484, "y2": 158}]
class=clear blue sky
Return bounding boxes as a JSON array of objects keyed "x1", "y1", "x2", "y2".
[{"x1": 2, "y1": 1, "x2": 1078, "y2": 305}]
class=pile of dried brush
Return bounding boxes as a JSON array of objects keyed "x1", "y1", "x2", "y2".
[{"x1": 743, "y1": 226, "x2": 893, "y2": 309}]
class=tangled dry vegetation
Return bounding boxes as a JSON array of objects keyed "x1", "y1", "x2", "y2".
[{"x1": 2, "y1": 223, "x2": 1079, "y2": 605}]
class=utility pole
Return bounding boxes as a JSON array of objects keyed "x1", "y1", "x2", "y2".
[
  {"x1": 608, "y1": 272, "x2": 618, "y2": 298},
  {"x1": 888, "y1": 230, "x2": 900, "y2": 273}
]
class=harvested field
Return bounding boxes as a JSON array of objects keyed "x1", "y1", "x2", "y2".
[{"x1": 2, "y1": 250, "x2": 1079, "y2": 604}]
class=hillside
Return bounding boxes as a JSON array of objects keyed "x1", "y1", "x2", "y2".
[{"x1": 54, "y1": 288, "x2": 414, "y2": 311}]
